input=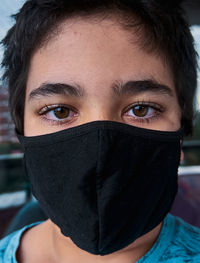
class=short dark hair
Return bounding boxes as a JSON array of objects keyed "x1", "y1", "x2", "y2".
[{"x1": 1, "y1": 0, "x2": 198, "y2": 136}]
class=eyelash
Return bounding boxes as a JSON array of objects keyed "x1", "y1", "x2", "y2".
[
  {"x1": 38, "y1": 104, "x2": 78, "y2": 125},
  {"x1": 123, "y1": 101, "x2": 164, "y2": 123},
  {"x1": 38, "y1": 101, "x2": 164, "y2": 125}
]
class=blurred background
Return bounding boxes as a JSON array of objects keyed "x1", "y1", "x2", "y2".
[{"x1": 0, "y1": 0, "x2": 200, "y2": 237}]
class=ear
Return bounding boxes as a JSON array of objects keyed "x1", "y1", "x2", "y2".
[
  {"x1": 180, "y1": 150, "x2": 184, "y2": 162},
  {"x1": 180, "y1": 140, "x2": 184, "y2": 162}
]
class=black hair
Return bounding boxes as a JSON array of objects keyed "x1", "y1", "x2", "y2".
[{"x1": 1, "y1": 0, "x2": 198, "y2": 135}]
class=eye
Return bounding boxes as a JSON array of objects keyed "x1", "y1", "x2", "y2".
[
  {"x1": 129, "y1": 105, "x2": 150, "y2": 117},
  {"x1": 124, "y1": 102, "x2": 163, "y2": 123},
  {"x1": 38, "y1": 104, "x2": 78, "y2": 124},
  {"x1": 52, "y1": 107, "x2": 70, "y2": 119}
]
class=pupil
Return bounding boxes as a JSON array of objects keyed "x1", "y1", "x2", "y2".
[
  {"x1": 133, "y1": 106, "x2": 148, "y2": 117},
  {"x1": 54, "y1": 107, "x2": 69, "y2": 119}
]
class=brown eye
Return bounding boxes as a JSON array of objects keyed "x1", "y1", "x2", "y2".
[
  {"x1": 124, "y1": 102, "x2": 163, "y2": 124},
  {"x1": 53, "y1": 107, "x2": 70, "y2": 119},
  {"x1": 132, "y1": 105, "x2": 148, "y2": 117}
]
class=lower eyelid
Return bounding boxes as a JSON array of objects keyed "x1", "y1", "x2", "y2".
[
  {"x1": 123, "y1": 105, "x2": 163, "y2": 124},
  {"x1": 124, "y1": 113, "x2": 161, "y2": 125},
  {"x1": 39, "y1": 114, "x2": 78, "y2": 126}
]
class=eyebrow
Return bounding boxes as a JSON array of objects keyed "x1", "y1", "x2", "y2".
[
  {"x1": 112, "y1": 80, "x2": 173, "y2": 97},
  {"x1": 28, "y1": 82, "x2": 84, "y2": 101},
  {"x1": 28, "y1": 79, "x2": 173, "y2": 101}
]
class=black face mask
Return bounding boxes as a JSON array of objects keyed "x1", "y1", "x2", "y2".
[{"x1": 17, "y1": 121, "x2": 182, "y2": 255}]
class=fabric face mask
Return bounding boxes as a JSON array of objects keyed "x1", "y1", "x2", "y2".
[{"x1": 17, "y1": 121, "x2": 182, "y2": 255}]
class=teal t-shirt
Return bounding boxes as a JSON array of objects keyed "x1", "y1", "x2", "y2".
[{"x1": 0, "y1": 214, "x2": 200, "y2": 262}]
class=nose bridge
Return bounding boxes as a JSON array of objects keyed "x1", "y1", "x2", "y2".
[
  {"x1": 82, "y1": 102, "x2": 117, "y2": 123},
  {"x1": 86, "y1": 112, "x2": 111, "y2": 122},
  {"x1": 83, "y1": 113, "x2": 117, "y2": 124}
]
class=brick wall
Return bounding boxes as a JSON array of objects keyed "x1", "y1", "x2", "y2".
[{"x1": 0, "y1": 86, "x2": 17, "y2": 143}]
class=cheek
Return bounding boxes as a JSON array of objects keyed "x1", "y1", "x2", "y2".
[{"x1": 168, "y1": 102, "x2": 182, "y2": 130}]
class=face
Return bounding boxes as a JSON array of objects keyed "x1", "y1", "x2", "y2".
[{"x1": 24, "y1": 17, "x2": 181, "y2": 136}]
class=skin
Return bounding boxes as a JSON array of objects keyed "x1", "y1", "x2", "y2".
[{"x1": 18, "y1": 16, "x2": 182, "y2": 263}]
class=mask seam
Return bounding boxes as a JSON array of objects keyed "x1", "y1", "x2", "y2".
[{"x1": 96, "y1": 129, "x2": 102, "y2": 254}]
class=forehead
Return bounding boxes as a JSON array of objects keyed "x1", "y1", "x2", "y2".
[{"x1": 27, "y1": 17, "x2": 175, "y2": 96}]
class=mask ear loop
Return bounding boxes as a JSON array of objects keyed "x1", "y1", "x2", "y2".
[{"x1": 22, "y1": 154, "x2": 32, "y2": 202}]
